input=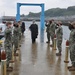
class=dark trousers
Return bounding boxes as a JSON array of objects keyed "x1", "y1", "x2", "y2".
[
  {"x1": 47, "y1": 32, "x2": 50, "y2": 42},
  {"x1": 32, "y1": 38, "x2": 36, "y2": 43}
]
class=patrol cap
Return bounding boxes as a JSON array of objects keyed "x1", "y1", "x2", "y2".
[
  {"x1": 57, "y1": 21, "x2": 62, "y2": 25},
  {"x1": 18, "y1": 21, "x2": 21, "y2": 23},
  {"x1": 6, "y1": 21, "x2": 12, "y2": 26},
  {"x1": 49, "y1": 20, "x2": 52, "y2": 23},
  {"x1": 58, "y1": 21, "x2": 62, "y2": 25},
  {"x1": 2, "y1": 21, "x2": 6, "y2": 24},
  {"x1": 71, "y1": 21, "x2": 75, "y2": 26},
  {"x1": 51, "y1": 19, "x2": 54, "y2": 21}
]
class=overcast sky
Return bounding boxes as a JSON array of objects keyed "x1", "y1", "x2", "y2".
[{"x1": 0, "y1": 0, "x2": 75, "y2": 17}]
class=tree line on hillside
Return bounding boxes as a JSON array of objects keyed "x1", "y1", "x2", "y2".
[{"x1": 21, "y1": 6, "x2": 75, "y2": 18}]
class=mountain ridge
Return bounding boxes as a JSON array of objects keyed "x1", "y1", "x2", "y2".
[{"x1": 21, "y1": 6, "x2": 75, "y2": 17}]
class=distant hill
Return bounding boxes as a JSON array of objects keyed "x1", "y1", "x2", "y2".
[{"x1": 21, "y1": 6, "x2": 75, "y2": 17}]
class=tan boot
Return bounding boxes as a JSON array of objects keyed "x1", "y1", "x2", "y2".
[
  {"x1": 9, "y1": 60, "x2": 14, "y2": 63},
  {"x1": 14, "y1": 53, "x2": 19, "y2": 56},
  {"x1": 67, "y1": 66, "x2": 73, "y2": 69},
  {"x1": 7, "y1": 67, "x2": 13, "y2": 72},
  {"x1": 69, "y1": 67, "x2": 75, "y2": 71},
  {"x1": 50, "y1": 44, "x2": 53, "y2": 47},
  {"x1": 56, "y1": 52, "x2": 61, "y2": 56}
]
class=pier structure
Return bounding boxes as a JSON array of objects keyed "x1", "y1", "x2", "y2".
[{"x1": 16, "y1": 3, "x2": 45, "y2": 30}]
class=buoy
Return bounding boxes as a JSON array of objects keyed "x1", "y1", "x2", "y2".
[
  {"x1": 1, "y1": 50, "x2": 6, "y2": 75},
  {"x1": 64, "y1": 40, "x2": 69, "y2": 63},
  {"x1": 53, "y1": 34, "x2": 57, "y2": 50}
]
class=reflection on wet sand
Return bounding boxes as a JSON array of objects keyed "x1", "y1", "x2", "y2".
[
  {"x1": 55, "y1": 57, "x2": 61, "y2": 75},
  {"x1": 40, "y1": 30, "x2": 44, "y2": 42},
  {"x1": 46, "y1": 44, "x2": 56, "y2": 68},
  {"x1": 31, "y1": 43, "x2": 38, "y2": 65},
  {"x1": 64, "y1": 63, "x2": 70, "y2": 75},
  {"x1": 7, "y1": 60, "x2": 21, "y2": 75}
]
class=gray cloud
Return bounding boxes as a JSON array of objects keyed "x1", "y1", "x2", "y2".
[
  {"x1": 2, "y1": 0, "x2": 15, "y2": 8},
  {"x1": 0, "y1": 0, "x2": 75, "y2": 16}
]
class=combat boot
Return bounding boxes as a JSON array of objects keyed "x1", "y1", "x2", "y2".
[
  {"x1": 67, "y1": 66, "x2": 73, "y2": 69},
  {"x1": 7, "y1": 67, "x2": 13, "y2": 72},
  {"x1": 56, "y1": 52, "x2": 61, "y2": 56},
  {"x1": 46, "y1": 41, "x2": 50, "y2": 43},
  {"x1": 69, "y1": 67, "x2": 75, "y2": 71}
]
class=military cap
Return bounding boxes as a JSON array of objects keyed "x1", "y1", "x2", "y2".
[
  {"x1": 6, "y1": 21, "x2": 12, "y2": 26},
  {"x1": 71, "y1": 21, "x2": 75, "y2": 26}
]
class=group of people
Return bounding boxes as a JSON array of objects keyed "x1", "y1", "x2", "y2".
[
  {"x1": 45, "y1": 19, "x2": 75, "y2": 71},
  {"x1": 68, "y1": 22, "x2": 75, "y2": 71},
  {"x1": 0, "y1": 19, "x2": 75, "y2": 71},
  {"x1": 3, "y1": 21, "x2": 25, "y2": 71},
  {"x1": 45, "y1": 19, "x2": 63, "y2": 56},
  {"x1": 3, "y1": 20, "x2": 38, "y2": 71}
]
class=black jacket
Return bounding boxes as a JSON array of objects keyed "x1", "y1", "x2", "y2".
[
  {"x1": 29, "y1": 24, "x2": 38, "y2": 39},
  {"x1": 21, "y1": 22, "x2": 25, "y2": 33}
]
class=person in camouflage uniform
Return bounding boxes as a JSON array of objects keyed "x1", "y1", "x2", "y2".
[
  {"x1": 13, "y1": 22, "x2": 19, "y2": 55},
  {"x1": 17, "y1": 21, "x2": 22, "y2": 47},
  {"x1": 4, "y1": 22, "x2": 13, "y2": 71},
  {"x1": 18, "y1": 21, "x2": 22, "y2": 41},
  {"x1": 50, "y1": 19, "x2": 56, "y2": 47},
  {"x1": 0, "y1": 27, "x2": 2, "y2": 62},
  {"x1": 45, "y1": 20, "x2": 52, "y2": 43},
  {"x1": 68, "y1": 22, "x2": 75, "y2": 71},
  {"x1": 56, "y1": 22, "x2": 63, "y2": 56}
]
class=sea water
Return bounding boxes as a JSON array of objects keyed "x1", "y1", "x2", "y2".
[{"x1": 24, "y1": 21, "x2": 70, "y2": 40}]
